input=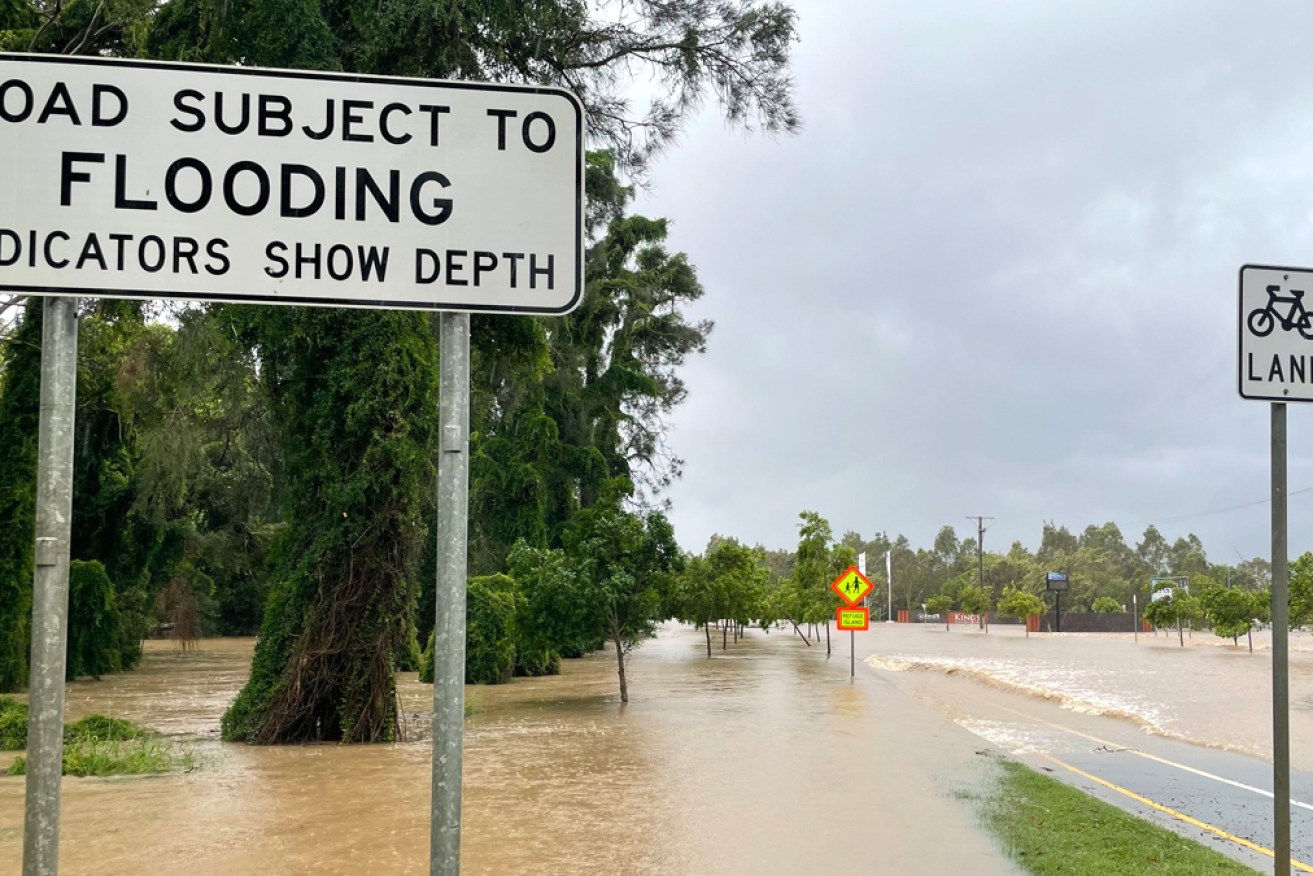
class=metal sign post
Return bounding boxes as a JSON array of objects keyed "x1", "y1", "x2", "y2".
[
  {"x1": 1045, "y1": 572, "x2": 1068, "y2": 632},
  {"x1": 831, "y1": 569, "x2": 873, "y2": 680},
  {"x1": 886, "y1": 549, "x2": 893, "y2": 624},
  {"x1": 2, "y1": 53, "x2": 583, "y2": 876},
  {"x1": 1272, "y1": 402, "x2": 1290, "y2": 876},
  {"x1": 1237, "y1": 264, "x2": 1307, "y2": 875},
  {"x1": 834, "y1": 606, "x2": 869, "y2": 678},
  {"x1": 432, "y1": 311, "x2": 470, "y2": 874},
  {"x1": 22, "y1": 296, "x2": 78, "y2": 876}
]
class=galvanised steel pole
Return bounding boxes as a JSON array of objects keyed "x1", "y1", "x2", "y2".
[
  {"x1": 23, "y1": 296, "x2": 79, "y2": 876},
  {"x1": 432, "y1": 311, "x2": 470, "y2": 876},
  {"x1": 1271, "y1": 402, "x2": 1290, "y2": 876}
]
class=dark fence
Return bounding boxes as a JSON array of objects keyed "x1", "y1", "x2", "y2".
[
  {"x1": 898, "y1": 610, "x2": 1023, "y2": 626},
  {"x1": 1039, "y1": 612, "x2": 1150, "y2": 633},
  {"x1": 896, "y1": 609, "x2": 1148, "y2": 632}
]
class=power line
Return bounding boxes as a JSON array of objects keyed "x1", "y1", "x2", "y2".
[{"x1": 1158, "y1": 486, "x2": 1313, "y2": 525}]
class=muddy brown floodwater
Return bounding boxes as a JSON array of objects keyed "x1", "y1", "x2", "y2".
[{"x1": 0, "y1": 625, "x2": 1018, "y2": 875}]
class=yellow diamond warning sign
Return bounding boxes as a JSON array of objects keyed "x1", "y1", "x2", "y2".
[
  {"x1": 835, "y1": 606, "x2": 869, "y2": 631},
  {"x1": 830, "y1": 565, "x2": 874, "y2": 606}
]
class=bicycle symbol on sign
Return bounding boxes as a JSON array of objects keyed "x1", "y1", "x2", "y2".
[{"x1": 1248, "y1": 284, "x2": 1313, "y2": 340}]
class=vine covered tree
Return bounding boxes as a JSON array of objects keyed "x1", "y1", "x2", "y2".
[
  {"x1": 220, "y1": 309, "x2": 437, "y2": 743},
  {"x1": 0, "y1": 300, "x2": 41, "y2": 691}
]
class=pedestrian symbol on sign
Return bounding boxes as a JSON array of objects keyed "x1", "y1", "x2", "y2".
[{"x1": 829, "y1": 566, "x2": 874, "y2": 606}]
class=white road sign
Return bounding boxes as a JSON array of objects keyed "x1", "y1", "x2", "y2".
[
  {"x1": 0, "y1": 54, "x2": 583, "y2": 314},
  {"x1": 1239, "y1": 264, "x2": 1313, "y2": 401}
]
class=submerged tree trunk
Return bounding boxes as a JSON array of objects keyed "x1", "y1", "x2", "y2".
[
  {"x1": 221, "y1": 309, "x2": 436, "y2": 744},
  {"x1": 614, "y1": 631, "x2": 629, "y2": 704},
  {"x1": 791, "y1": 621, "x2": 811, "y2": 646},
  {"x1": 722, "y1": 621, "x2": 727, "y2": 651},
  {"x1": 825, "y1": 621, "x2": 831, "y2": 657},
  {"x1": 705, "y1": 621, "x2": 712, "y2": 658}
]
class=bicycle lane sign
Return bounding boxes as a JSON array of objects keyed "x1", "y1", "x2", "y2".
[{"x1": 1239, "y1": 264, "x2": 1313, "y2": 401}]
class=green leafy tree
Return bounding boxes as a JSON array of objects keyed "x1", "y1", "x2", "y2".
[
  {"x1": 676, "y1": 538, "x2": 766, "y2": 656},
  {"x1": 562, "y1": 487, "x2": 682, "y2": 703},
  {"x1": 124, "y1": 308, "x2": 279, "y2": 637},
  {"x1": 0, "y1": 0, "x2": 154, "y2": 55},
  {"x1": 959, "y1": 584, "x2": 990, "y2": 619},
  {"x1": 1289, "y1": 553, "x2": 1313, "y2": 630},
  {"x1": 1168, "y1": 535, "x2": 1209, "y2": 578},
  {"x1": 675, "y1": 553, "x2": 716, "y2": 655},
  {"x1": 508, "y1": 541, "x2": 595, "y2": 663},
  {"x1": 0, "y1": 301, "x2": 171, "y2": 691},
  {"x1": 1203, "y1": 586, "x2": 1265, "y2": 652},
  {"x1": 462, "y1": 574, "x2": 518, "y2": 685},
  {"x1": 1142, "y1": 585, "x2": 1199, "y2": 647},
  {"x1": 925, "y1": 594, "x2": 952, "y2": 631},
  {"x1": 1135, "y1": 525, "x2": 1171, "y2": 578},
  {"x1": 504, "y1": 484, "x2": 681, "y2": 702},
  {"x1": 997, "y1": 586, "x2": 1046, "y2": 637},
  {"x1": 782, "y1": 511, "x2": 837, "y2": 648},
  {"x1": 1091, "y1": 596, "x2": 1123, "y2": 613}
]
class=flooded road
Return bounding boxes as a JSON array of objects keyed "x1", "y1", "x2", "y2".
[
  {"x1": 0, "y1": 625, "x2": 1017, "y2": 875},
  {"x1": 860, "y1": 622, "x2": 1313, "y2": 871},
  {"x1": 862, "y1": 623, "x2": 1313, "y2": 770}
]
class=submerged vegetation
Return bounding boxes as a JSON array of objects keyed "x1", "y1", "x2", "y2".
[
  {"x1": 1, "y1": 708, "x2": 192, "y2": 777},
  {"x1": 7, "y1": 736, "x2": 195, "y2": 778}
]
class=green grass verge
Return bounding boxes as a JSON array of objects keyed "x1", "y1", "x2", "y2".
[
  {"x1": 0, "y1": 703, "x2": 148, "y2": 753},
  {"x1": 7, "y1": 736, "x2": 195, "y2": 778},
  {"x1": 2, "y1": 708, "x2": 193, "y2": 777},
  {"x1": 976, "y1": 758, "x2": 1257, "y2": 875}
]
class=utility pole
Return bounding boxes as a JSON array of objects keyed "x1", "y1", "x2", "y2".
[{"x1": 967, "y1": 516, "x2": 993, "y2": 630}]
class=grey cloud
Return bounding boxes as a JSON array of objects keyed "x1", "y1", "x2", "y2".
[{"x1": 638, "y1": 1, "x2": 1313, "y2": 557}]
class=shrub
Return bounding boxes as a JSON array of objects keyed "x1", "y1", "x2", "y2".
[
  {"x1": 418, "y1": 575, "x2": 519, "y2": 685},
  {"x1": 64, "y1": 714, "x2": 144, "y2": 744},
  {"x1": 514, "y1": 648, "x2": 561, "y2": 678},
  {"x1": 66, "y1": 560, "x2": 128, "y2": 680},
  {"x1": 0, "y1": 696, "x2": 28, "y2": 750},
  {"x1": 7, "y1": 736, "x2": 194, "y2": 777},
  {"x1": 465, "y1": 575, "x2": 516, "y2": 685},
  {"x1": 1091, "y1": 596, "x2": 1123, "y2": 613}
]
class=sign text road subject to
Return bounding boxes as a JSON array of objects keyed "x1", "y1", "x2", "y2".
[{"x1": 0, "y1": 54, "x2": 583, "y2": 314}]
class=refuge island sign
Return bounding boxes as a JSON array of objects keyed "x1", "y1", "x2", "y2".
[{"x1": 0, "y1": 53, "x2": 583, "y2": 314}]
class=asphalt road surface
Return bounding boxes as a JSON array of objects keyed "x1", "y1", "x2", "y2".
[{"x1": 857, "y1": 631, "x2": 1313, "y2": 874}]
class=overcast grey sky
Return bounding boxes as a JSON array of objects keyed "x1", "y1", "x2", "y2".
[{"x1": 636, "y1": 1, "x2": 1313, "y2": 560}]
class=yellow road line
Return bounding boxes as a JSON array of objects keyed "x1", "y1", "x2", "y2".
[
  {"x1": 994, "y1": 700, "x2": 1313, "y2": 815},
  {"x1": 1038, "y1": 751, "x2": 1313, "y2": 873}
]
